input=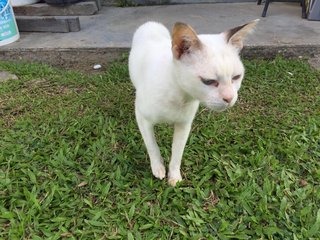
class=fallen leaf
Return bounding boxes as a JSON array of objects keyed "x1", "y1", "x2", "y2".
[
  {"x1": 78, "y1": 182, "x2": 88, "y2": 187},
  {"x1": 61, "y1": 232, "x2": 72, "y2": 238},
  {"x1": 299, "y1": 179, "x2": 308, "y2": 187}
]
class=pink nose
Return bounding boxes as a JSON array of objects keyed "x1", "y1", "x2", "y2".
[{"x1": 223, "y1": 96, "x2": 233, "y2": 104}]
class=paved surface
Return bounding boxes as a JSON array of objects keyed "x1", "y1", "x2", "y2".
[{"x1": 1, "y1": 2, "x2": 320, "y2": 70}]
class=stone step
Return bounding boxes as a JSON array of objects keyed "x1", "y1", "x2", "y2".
[{"x1": 13, "y1": 1, "x2": 99, "y2": 16}]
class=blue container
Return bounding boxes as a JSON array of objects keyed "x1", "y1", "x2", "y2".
[{"x1": 0, "y1": 0, "x2": 19, "y2": 46}]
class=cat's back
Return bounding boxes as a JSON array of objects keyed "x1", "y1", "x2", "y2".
[
  {"x1": 129, "y1": 22, "x2": 172, "y2": 88},
  {"x1": 131, "y1": 22, "x2": 171, "y2": 49}
]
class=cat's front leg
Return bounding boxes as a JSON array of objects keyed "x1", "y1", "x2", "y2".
[
  {"x1": 168, "y1": 122, "x2": 192, "y2": 186},
  {"x1": 135, "y1": 109, "x2": 166, "y2": 180}
]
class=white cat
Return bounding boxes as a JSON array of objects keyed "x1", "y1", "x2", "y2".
[{"x1": 129, "y1": 20, "x2": 258, "y2": 186}]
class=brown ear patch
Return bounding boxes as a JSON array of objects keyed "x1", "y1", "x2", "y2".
[
  {"x1": 225, "y1": 19, "x2": 259, "y2": 50},
  {"x1": 172, "y1": 22, "x2": 202, "y2": 59},
  {"x1": 225, "y1": 24, "x2": 248, "y2": 43}
]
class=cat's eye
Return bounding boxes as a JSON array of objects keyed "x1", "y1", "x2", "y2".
[
  {"x1": 232, "y1": 75, "x2": 241, "y2": 81},
  {"x1": 200, "y1": 78, "x2": 219, "y2": 87}
]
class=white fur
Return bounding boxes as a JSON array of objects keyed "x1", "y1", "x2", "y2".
[{"x1": 129, "y1": 21, "x2": 254, "y2": 186}]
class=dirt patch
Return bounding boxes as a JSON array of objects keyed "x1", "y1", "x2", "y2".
[
  {"x1": 308, "y1": 54, "x2": 320, "y2": 70},
  {"x1": 0, "y1": 48, "x2": 129, "y2": 73},
  {"x1": 1, "y1": 46, "x2": 320, "y2": 73}
]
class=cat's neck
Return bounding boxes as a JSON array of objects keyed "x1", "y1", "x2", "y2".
[{"x1": 169, "y1": 62, "x2": 197, "y2": 105}]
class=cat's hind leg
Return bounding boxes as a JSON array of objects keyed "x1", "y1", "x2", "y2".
[{"x1": 135, "y1": 109, "x2": 166, "y2": 180}]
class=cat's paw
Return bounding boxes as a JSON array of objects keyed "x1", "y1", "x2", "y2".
[
  {"x1": 151, "y1": 163, "x2": 166, "y2": 180},
  {"x1": 168, "y1": 172, "x2": 182, "y2": 187},
  {"x1": 168, "y1": 177, "x2": 182, "y2": 187}
]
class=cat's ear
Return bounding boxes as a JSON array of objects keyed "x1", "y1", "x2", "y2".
[
  {"x1": 224, "y1": 19, "x2": 259, "y2": 50},
  {"x1": 172, "y1": 22, "x2": 202, "y2": 59}
]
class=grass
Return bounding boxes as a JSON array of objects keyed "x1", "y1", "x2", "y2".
[{"x1": 0, "y1": 57, "x2": 319, "y2": 239}]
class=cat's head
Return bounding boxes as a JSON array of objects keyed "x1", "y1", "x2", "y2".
[{"x1": 171, "y1": 20, "x2": 258, "y2": 111}]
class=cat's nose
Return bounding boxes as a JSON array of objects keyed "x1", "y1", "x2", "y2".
[{"x1": 223, "y1": 96, "x2": 233, "y2": 104}]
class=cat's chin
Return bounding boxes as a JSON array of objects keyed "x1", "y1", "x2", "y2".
[
  {"x1": 204, "y1": 104, "x2": 228, "y2": 112},
  {"x1": 211, "y1": 107, "x2": 228, "y2": 113}
]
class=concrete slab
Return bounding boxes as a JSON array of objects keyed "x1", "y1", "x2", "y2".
[{"x1": 1, "y1": 2, "x2": 320, "y2": 70}]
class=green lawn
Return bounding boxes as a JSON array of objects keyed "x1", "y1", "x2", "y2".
[{"x1": 0, "y1": 57, "x2": 319, "y2": 239}]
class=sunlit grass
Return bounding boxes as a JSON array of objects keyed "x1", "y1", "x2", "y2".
[{"x1": 0, "y1": 57, "x2": 319, "y2": 239}]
